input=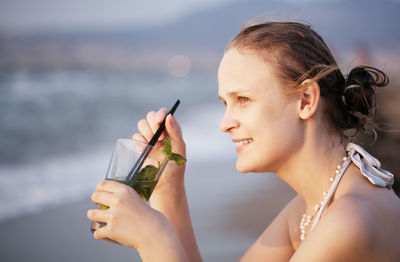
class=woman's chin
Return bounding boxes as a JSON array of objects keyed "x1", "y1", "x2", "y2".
[
  {"x1": 235, "y1": 159, "x2": 254, "y2": 173},
  {"x1": 236, "y1": 158, "x2": 274, "y2": 173}
]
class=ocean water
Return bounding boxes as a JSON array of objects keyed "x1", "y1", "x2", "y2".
[{"x1": 0, "y1": 70, "x2": 236, "y2": 222}]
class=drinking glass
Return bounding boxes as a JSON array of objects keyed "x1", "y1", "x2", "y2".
[{"x1": 90, "y1": 138, "x2": 168, "y2": 234}]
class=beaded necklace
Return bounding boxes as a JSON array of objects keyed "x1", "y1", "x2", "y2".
[{"x1": 299, "y1": 156, "x2": 348, "y2": 241}]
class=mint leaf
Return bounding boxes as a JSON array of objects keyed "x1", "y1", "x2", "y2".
[
  {"x1": 135, "y1": 165, "x2": 159, "y2": 180},
  {"x1": 99, "y1": 205, "x2": 109, "y2": 210},
  {"x1": 163, "y1": 137, "x2": 186, "y2": 166},
  {"x1": 171, "y1": 153, "x2": 186, "y2": 166},
  {"x1": 163, "y1": 137, "x2": 172, "y2": 158}
]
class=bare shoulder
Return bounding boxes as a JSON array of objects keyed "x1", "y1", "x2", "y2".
[
  {"x1": 291, "y1": 189, "x2": 400, "y2": 262},
  {"x1": 240, "y1": 194, "x2": 304, "y2": 262}
]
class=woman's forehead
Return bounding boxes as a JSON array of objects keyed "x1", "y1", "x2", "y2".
[{"x1": 218, "y1": 48, "x2": 279, "y2": 94}]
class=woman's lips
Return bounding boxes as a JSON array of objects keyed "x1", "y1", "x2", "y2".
[{"x1": 234, "y1": 138, "x2": 253, "y2": 153}]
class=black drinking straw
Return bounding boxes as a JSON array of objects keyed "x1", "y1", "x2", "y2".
[{"x1": 126, "y1": 99, "x2": 180, "y2": 181}]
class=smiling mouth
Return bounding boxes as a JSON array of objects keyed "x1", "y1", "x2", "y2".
[{"x1": 235, "y1": 138, "x2": 253, "y2": 146}]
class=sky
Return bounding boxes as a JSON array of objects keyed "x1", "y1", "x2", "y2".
[
  {"x1": 0, "y1": 0, "x2": 238, "y2": 32},
  {"x1": 1, "y1": 0, "x2": 399, "y2": 33},
  {"x1": 0, "y1": 0, "x2": 353, "y2": 32}
]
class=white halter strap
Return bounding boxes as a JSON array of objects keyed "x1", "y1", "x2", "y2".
[{"x1": 309, "y1": 143, "x2": 394, "y2": 233}]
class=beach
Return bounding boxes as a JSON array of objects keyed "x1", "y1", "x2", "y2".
[
  {"x1": 0, "y1": 71, "x2": 295, "y2": 262},
  {"x1": 0, "y1": 160, "x2": 295, "y2": 262},
  {"x1": 1, "y1": 70, "x2": 397, "y2": 262}
]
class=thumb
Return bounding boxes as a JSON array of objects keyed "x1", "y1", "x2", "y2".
[{"x1": 165, "y1": 115, "x2": 186, "y2": 156}]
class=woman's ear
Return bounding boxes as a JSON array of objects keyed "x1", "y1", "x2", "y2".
[{"x1": 298, "y1": 79, "x2": 320, "y2": 120}]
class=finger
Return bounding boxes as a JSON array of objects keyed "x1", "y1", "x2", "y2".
[
  {"x1": 165, "y1": 115, "x2": 183, "y2": 138},
  {"x1": 149, "y1": 108, "x2": 168, "y2": 142},
  {"x1": 165, "y1": 115, "x2": 186, "y2": 157},
  {"x1": 131, "y1": 133, "x2": 149, "y2": 153},
  {"x1": 87, "y1": 209, "x2": 109, "y2": 223},
  {"x1": 146, "y1": 110, "x2": 159, "y2": 134},
  {"x1": 96, "y1": 180, "x2": 132, "y2": 194},
  {"x1": 137, "y1": 118, "x2": 154, "y2": 142},
  {"x1": 165, "y1": 115, "x2": 184, "y2": 142},
  {"x1": 131, "y1": 133, "x2": 147, "y2": 143},
  {"x1": 91, "y1": 191, "x2": 115, "y2": 207},
  {"x1": 92, "y1": 224, "x2": 110, "y2": 240},
  {"x1": 155, "y1": 108, "x2": 169, "y2": 124}
]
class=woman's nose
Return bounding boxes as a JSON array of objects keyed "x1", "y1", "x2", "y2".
[{"x1": 219, "y1": 111, "x2": 239, "y2": 133}]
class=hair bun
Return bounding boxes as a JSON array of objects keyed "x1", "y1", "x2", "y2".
[{"x1": 342, "y1": 66, "x2": 389, "y2": 116}]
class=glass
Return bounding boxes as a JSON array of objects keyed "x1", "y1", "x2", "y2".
[{"x1": 90, "y1": 138, "x2": 168, "y2": 234}]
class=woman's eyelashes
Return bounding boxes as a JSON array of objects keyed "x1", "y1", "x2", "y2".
[
  {"x1": 238, "y1": 96, "x2": 250, "y2": 104},
  {"x1": 220, "y1": 98, "x2": 227, "y2": 106},
  {"x1": 219, "y1": 96, "x2": 250, "y2": 107}
]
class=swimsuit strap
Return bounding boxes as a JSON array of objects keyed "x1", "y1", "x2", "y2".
[
  {"x1": 346, "y1": 143, "x2": 394, "y2": 188},
  {"x1": 309, "y1": 142, "x2": 394, "y2": 233}
]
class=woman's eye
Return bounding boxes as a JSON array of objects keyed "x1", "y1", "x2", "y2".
[{"x1": 238, "y1": 97, "x2": 249, "y2": 104}]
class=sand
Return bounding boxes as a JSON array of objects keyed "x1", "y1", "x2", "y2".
[{"x1": 0, "y1": 160, "x2": 295, "y2": 262}]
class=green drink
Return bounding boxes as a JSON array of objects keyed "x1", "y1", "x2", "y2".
[
  {"x1": 91, "y1": 176, "x2": 159, "y2": 237},
  {"x1": 90, "y1": 177, "x2": 158, "y2": 233},
  {"x1": 108, "y1": 177, "x2": 158, "y2": 202},
  {"x1": 90, "y1": 161, "x2": 164, "y2": 234},
  {"x1": 90, "y1": 175, "x2": 159, "y2": 235},
  {"x1": 90, "y1": 137, "x2": 186, "y2": 239}
]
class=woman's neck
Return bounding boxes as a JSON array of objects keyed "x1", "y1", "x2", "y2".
[{"x1": 276, "y1": 134, "x2": 346, "y2": 214}]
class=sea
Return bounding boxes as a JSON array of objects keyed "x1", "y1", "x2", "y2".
[{"x1": 0, "y1": 69, "x2": 237, "y2": 223}]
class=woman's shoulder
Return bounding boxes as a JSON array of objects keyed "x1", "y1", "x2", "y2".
[
  {"x1": 324, "y1": 163, "x2": 400, "y2": 240},
  {"x1": 332, "y1": 167, "x2": 400, "y2": 237},
  {"x1": 294, "y1": 188, "x2": 400, "y2": 261},
  {"x1": 329, "y1": 186, "x2": 400, "y2": 239}
]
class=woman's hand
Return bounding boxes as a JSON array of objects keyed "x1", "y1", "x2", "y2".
[
  {"x1": 133, "y1": 108, "x2": 186, "y2": 197},
  {"x1": 87, "y1": 109, "x2": 200, "y2": 261},
  {"x1": 132, "y1": 108, "x2": 201, "y2": 262},
  {"x1": 87, "y1": 180, "x2": 165, "y2": 248},
  {"x1": 87, "y1": 180, "x2": 188, "y2": 261}
]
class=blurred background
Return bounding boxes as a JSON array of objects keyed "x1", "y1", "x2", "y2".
[{"x1": 0, "y1": 0, "x2": 399, "y2": 261}]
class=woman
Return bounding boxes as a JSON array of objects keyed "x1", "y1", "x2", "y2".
[{"x1": 87, "y1": 20, "x2": 400, "y2": 261}]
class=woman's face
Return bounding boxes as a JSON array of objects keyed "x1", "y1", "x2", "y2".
[{"x1": 218, "y1": 48, "x2": 304, "y2": 173}]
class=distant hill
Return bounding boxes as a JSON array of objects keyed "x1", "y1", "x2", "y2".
[
  {"x1": 1, "y1": 0, "x2": 399, "y2": 71},
  {"x1": 130, "y1": 0, "x2": 400, "y2": 51}
]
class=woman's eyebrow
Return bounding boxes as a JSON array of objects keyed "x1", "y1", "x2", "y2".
[
  {"x1": 223, "y1": 87, "x2": 255, "y2": 98},
  {"x1": 218, "y1": 87, "x2": 256, "y2": 103}
]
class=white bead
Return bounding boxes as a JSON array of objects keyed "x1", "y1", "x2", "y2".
[{"x1": 299, "y1": 157, "x2": 349, "y2": 242}]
